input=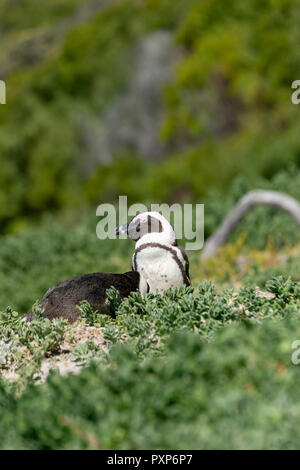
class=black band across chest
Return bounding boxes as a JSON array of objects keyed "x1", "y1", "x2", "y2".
[{"x1": 133, "y1": 242, "x2": 190, "y2": 286}]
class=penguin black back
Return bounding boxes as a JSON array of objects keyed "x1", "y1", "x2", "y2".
[{"x1": 26, "y1": 271, "x2": 140, "y2": 323}]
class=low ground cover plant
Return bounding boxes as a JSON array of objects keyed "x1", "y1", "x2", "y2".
[{"x1": 0, "y1": 302, "x2": 300, "y2": 449}]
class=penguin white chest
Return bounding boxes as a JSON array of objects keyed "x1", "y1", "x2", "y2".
[{"x1": 134, "y1": 245, "x2": 184, "y2": 294}]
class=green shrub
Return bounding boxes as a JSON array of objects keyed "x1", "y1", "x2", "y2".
[
  {"x1": 1, "y1": 0, "x2": 300, "y2": 231},
  {"x1": 0, "y1": 216, "x2": 133, "y2": 312},
  {"x1": 76, "y1": 300, "x2": 111, "y2": 328},
  {"x1": 0, "y1": 303, "x2": 67, "y2": 393},
  {"x1": 0, "y1": 0, "x2": 82, "y2": 32},
  {"x1": 103, "y1": 278, "x2": 300, "y2": 356},
  {"x1": 1, "y1": 309, "x2": 300, "y2": 449}
]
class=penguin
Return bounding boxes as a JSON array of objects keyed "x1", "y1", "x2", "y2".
[
  {"x1": 115, "y1": 211, "x2": 190, "y2": 296},
  {"x1": 26, "y1": 271, "x2": 140, "y2": 323}
]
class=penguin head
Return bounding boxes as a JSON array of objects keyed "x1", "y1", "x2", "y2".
[{"x1": 115, "y1": 211, "x2": 176, "y2": 245}]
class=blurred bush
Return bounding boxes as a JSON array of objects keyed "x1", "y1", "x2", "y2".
[
  {"x1": 1, "y1": 169, "x2": 299, "y2": 314},
  {"x1": 0, "y1": 214, "x2": 134, "y2": 312},
  {"x1": 0, "y1": 0, "x2": 299, "y2": 231},
  {"x1": 1, "y1": 306, "x2": 300, "y2": 449},
  {"x1": 1, "y1": 1, "x2": 300, "y2": 452}
]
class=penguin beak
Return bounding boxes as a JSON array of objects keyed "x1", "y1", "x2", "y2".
[{"x1": 115, "y1": 222, "x2": 129, "y2": 236}]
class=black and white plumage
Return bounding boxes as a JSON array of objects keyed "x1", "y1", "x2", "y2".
[
  {"x1": 116, "y1": 211, "x2": 190, "y2": 296},
  {"x1": 26, "y1": 271, "x2": 140, "y2": 323}
]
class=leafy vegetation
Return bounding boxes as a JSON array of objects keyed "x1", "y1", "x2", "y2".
[
  {"x1": 0, "y1": 205, "x2": 299, "y2": 450},
  {"x1": 0, "y1": 0, "x2": 300, "y2": 451},
  {"x1": 0, "y1": 273, "x2": 299, "y2": 401},
  {"x1": 0, "y1": 173, "x2": 299, "y2": 315},
  {"x1": 0, "y1": 0, "x2": 300, "y2": 231},
  {"x1": 0, "y1": 291, "x2": 300, "y2": 449},
  {"x1": 0, "y1": 0, "x2": 82, "y2": 32},
  {"x1": 101, "y1": 277, "x2": 300, "y2": 356},
  {"x1": 0, "y1": 303, "x2": 67, "y2": 394}
]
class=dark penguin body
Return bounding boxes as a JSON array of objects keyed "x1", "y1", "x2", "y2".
[{"x1": 26, "y1": 271, "x2": 140, "y2": 323}]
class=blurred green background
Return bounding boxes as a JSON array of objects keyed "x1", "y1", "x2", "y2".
[
  {"x1": 1, "y1": 0, "x2": 300, "y2": 450},
  {"x1": 0, "y1": 0, "x2": 300, "y2": 311},
  {"x1": 0, "y1": 0, "x2": 300, "y2": 232},
  {"x1": 0, "y1": 0, "x2": 300, "y2": 312}
]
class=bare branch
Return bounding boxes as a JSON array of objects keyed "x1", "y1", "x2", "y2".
[{"x1": 201, "y1": 190, "x2": 300, "y2": 259}]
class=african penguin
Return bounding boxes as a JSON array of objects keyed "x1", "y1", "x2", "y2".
[
  {"x1": 115, "y1": 211, "x2": 190, "y2": 296},
  {"x1": 26, "y1": 271, "x2": 140, "y2": 323}
]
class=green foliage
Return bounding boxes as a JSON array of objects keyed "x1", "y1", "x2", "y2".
[
  {"x1": 87, "y1": 165, "x2": 300, "y2": 249},
  {"x1": 0, "y1": 303, "x2": 67, "y2": 393},
  {"x1": 0, "y1": 172, "x2": 299, "y2": 315},
  {"x1": 85, "y1": 0, "x2": 300, "y2": 208},
  {"x1": 0, "y1": 0, "x2": 198, "y2": 231},
  {"x1": 204, "y1": 168, "x2": 300, "y2": 249},
  {"x1": 0, "y1": 1, "x2": 142, "y2": 230},
  {"x1": 244, "y1": 253, "x2": 300, "y2": 287},
  {"x1": 0, "y1": 0, "x2": 82, "y2": 32},
  {"x1": 106, "y1": 286, "x2": 122, "y2": 315},
  {"x1": 0, "y1": 266, "x2": 299, "y2": 448},
  {"x1": 103, "y1": 278, "x2": 300, "y2": 356},
  {"x1": 163, "y1": 0, "x2": 300, "y2": 167},
  {"x1": 71, "y1": 340, "x2": 103, "y2": 365},
  {"x1": 0, "y1": 307, "x2": 300, "y2": 449},
  {"x1": 265, "y1": 276, "x2": 300, "y2": 304},
  {"x1": 0, "y1": 215, "x2": 134, "y2": 313},
  {"x1": 1, "y1": 1, "x2": 300, "y2": 450},
  {"x1": 1, "y1": 0, "x2": 300, "y2": 232},
  {"x1": 76, "y1": 300, "x2": 111, "y2": 328}
]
